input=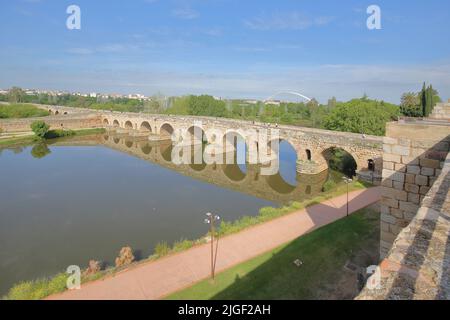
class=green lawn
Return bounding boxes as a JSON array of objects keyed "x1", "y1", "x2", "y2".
[
  {"x1": 0, "y1": 128, "x2": 105, "y2": 147},
  {"x1": 166, "y1": 208, "x2": 379, "y2": 300},
  {"x1": 0, "y1": 103, "x2": 49, "y2": 118}
]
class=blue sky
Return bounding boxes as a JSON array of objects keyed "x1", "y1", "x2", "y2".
[{"x1": 1, "y1": 0, "x2": 449, "y2": 103}]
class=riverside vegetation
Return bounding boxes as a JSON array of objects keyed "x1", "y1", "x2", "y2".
[{"x1": 0, "y1": 103, "x2": 49, "y2": 119}]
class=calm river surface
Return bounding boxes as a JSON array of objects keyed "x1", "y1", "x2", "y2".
[{"x1": 0, "y1": 134, "x2": 328, "y2": 294}]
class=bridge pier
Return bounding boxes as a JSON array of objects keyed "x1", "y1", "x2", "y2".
[
  {"x1": 149, "y1": 134, "x2": 172, "y2": 142},
  {"x1": 296, "y1": 159, "x2": 328, "y2": 175}
]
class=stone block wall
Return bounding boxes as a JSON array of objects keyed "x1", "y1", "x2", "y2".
[
  {"x1": 379, "y1": 121, "x2": 450, "y2": 258},
  {"x1": 0, "y1": 114, "x2": 103, "y2": 133},
  {"x1": 357, "y1": 151, "x2": 450, "y2": 300},
  {"x1": 430, "y1": 102, "x2": 450, "y2": 120}
]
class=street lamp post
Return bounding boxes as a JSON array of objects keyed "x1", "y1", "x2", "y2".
[
  {"x1": 342, "y1": 176, "x2": 353, "y2": 217},
  {"x1": 204, "y1": 212, "x2": 220, "y2": 281}
]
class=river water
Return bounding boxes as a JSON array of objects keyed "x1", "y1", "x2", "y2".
[{"x1": 0, "y1": 134, "x2": 328, "y2": 295}]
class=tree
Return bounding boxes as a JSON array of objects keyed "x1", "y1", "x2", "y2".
[
  {"x1": 400, "y1": 92, "x2": 422, "y2": 117},
  {"x1": 327, "y1": 97, "x2": 337, "y2": 109},
  {"x1": 187, "y1": 95, "x2": 227, "y2": 117},
  {"x1": 425, "y1": 85, "x2": 433, "y2": 117},
  {"x1": 8, "y1": 87, "x2": 26, "y2": 103},
  {"x1": 323, "y1": 98, "x2": 399, "y2": 136},
  {"x1": 31, "y1": 120, "x2": 50, "y2": 138},
  {"x1": 306, "y1": 98, "x2": 319, "y2": 109}
]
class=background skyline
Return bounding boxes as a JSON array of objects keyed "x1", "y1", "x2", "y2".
[{"x1": 1, "y1": 0, "x2": 449, "y2": 103}]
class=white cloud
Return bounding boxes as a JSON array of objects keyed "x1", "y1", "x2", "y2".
[
  {"x1": 2, "y1": 60, "x2": 449, "y2": 104},
  {"x1": 172, "y1": 7, "x2": 199, "y2": 20},
  {"x1": 244, "y1": 12, "x2": 333, "y2": 31}
]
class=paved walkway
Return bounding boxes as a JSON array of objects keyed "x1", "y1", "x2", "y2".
[{"x1": 48, "y1": 187, "x2": 381, "y2": 300}]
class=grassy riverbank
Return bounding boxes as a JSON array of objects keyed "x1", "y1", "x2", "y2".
[
  {"x1": 0, "y1": 128, "x2": 105, "y2": 147},
  {"x1": 3, "y1": 178, "x2": 372, "y2": 300},
  {"x1": 0, "y1": 103, "x2": 49, "y2": 118},
  {"x1": 167, "y1": 207, "x2": 380, "y2": 300}
]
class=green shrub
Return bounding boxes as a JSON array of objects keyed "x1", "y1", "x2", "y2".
[
  {"x1": 6, "y1": 273, "x2": 68, "y2": 300},
  {"x1": 30, "y1": 120, "x2": 49, "y2": 138},
  {"x1": 322, "y1": 180, "x2": 337, "y2": 192},
  {"x1": 154, "y1": 241, "x2": 171, "y2": 257},
  {"x1": 172, "y1": 239, "x2": 194, "y2": 252}
]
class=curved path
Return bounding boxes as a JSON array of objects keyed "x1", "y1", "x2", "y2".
[{"x1": 48, "y1": 187, "x2": 381, "y2": 300}]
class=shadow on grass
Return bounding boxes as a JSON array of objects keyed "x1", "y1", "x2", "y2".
[{"x1": 165, "y1": 208, "x2": 379, "y2": 300}]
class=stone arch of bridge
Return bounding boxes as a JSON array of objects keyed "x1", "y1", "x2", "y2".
[
  {"x1": 267, "y1": 137, "x2": 299, "y2": 187},
  {"x1": 140, "y1": 121, "x2": 152, "y2": 132},
  {"x1": 124, "y1": 120, "x2": 133, "y2": 130},
  {"x1": 160, "y1": 123, "x2": 175, "y2": 139},
  {"x1": 187, "y1": 125, "x2": 207, "y2": 145},
  {"x1": 320, "y1": 146, "x2": 359, "y2": 176}
]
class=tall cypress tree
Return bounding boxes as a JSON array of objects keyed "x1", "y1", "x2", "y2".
[
  {"x1": 420, "y1": 82, "x2": 427, "y2": 117},
  {"x1": 429, "y1": 85, "x2": 434, "y2": 115},
  {"x1": 427, "y1": 85, "x2": 431, "y2": 116}
]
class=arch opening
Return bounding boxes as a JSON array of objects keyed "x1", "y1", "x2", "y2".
[
  {"x1": 160, "y1": 123, "x2": 174, "y2": 139},
  {"x1": 140, "y1": 121, "x2": 152, "y2": 132},
  {"x1": 223, "y1": 131, "x2": 247, "y2": 174},
  {"x1": 266, "y1": 139, "x2": 298, "y2": 187},
  {"x1": 306, "y1": 149, "x2": 312, "y2": 161},
  {"x1": 187, "y1": 126, "x2": 207, "y2": 145},
  {"x1": 124, "y1": 121, "x2": 133, "y2": 130},
  {"x1": 113, "y1": 120, "x2": 120, "y2": 127},
  {"x1": 103, "y1": 119, "x2": 110, "y2": 126},
  {"x1": 368, "y1": 159, "x2": 375, "y2": 172},
  {"x1": 322, "y1": 147, "x2": 357, "y2": 178}
]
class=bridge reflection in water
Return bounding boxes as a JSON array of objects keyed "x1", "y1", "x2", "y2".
[{"x1": 97, "y1": 133, "x2": 329, "y2": 205}]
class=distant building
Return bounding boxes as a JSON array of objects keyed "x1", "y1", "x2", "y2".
[
  {"x1": 128, "y1": 93, "x2": 146, "y2": 100},
  {"x1": 265, "y1": 100, "x2": 281, "y2": 106}
]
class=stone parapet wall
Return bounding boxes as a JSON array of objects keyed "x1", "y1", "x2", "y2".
[
  {"x1": 0, "y1": 114, "x2": 102, "y2": 132},
  {"x1": 430, "y1": 102, "x2": 450, "y2": 120},
  {"x1": 357, "y1": 152, "x2": 450, "y2": 300},
  {"x1": 379, "y1": 121, "x2": 450, "y2": 258}
]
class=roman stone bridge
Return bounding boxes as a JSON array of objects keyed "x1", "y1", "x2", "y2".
[
  {"x1": 32, "y1": 104, "x2": 383, "y2": 177},
  {"x1": 100, "y1": 111, "x2": 383, "y2": 177}
]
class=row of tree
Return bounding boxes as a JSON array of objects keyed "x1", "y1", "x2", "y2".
[{"x1": 1, "y1": 83, "x2": 443, "y2": 137}]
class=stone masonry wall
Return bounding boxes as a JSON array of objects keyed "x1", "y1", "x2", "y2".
[
  {"x1": 0, "y1": 114, "x2": 103, "y2": 132},
  {"x1": 380, "y1": 121, "x2": 450, "y2": 258},
  {"x1": 357, "y1": 151, "x2": 450, "y2": 299}
]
